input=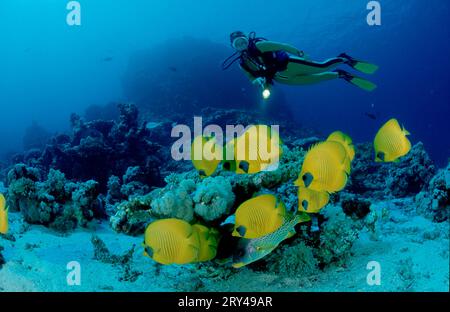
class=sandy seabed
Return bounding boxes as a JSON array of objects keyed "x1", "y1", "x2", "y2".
[{"x1": 0, "y1": 199, "x2": 448, "y2": 292}]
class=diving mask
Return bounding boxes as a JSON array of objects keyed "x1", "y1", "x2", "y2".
[{"x1": 232, "y1": 36, "x2": 249, "y2": 51}]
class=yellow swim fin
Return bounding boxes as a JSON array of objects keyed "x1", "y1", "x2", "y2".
[
  {"x1": 350, "y1": 76, "x2": 377, "y2": 92},
  {"x1": 336, "y1": 70, "x2": 377, "y2": 92},
  {"x1": 353, "y1": 61, "x2": 379, "y2": 75},
  {"x1": 339, "y1": 53, "x2": 379, "y2": 74}
]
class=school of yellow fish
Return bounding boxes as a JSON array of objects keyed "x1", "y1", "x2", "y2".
[
  {"x1": 0, "y1": 119, "x2": 412, "y2": 268},
  {"x1": 191, "y1": 124, "x2": 283, "y2": 177}
]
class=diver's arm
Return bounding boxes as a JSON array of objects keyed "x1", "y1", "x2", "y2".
[
  {"x1": 239, "y1": 64, "x2": 257, "y2": 82},
  {"x1": 239, "y1": 65, "x2": 267, "y2": 90},
  {"x1": 256, "y1": 41, "x2": 305, "y2": 57}
]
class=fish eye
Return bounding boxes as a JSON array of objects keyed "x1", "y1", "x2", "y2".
[{"x1": 302, "y1": 200, "x2": 308, "y2": 210}]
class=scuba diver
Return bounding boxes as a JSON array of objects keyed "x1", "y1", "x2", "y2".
[{"x1": 222, "y1": 31, "x2": 379, "y2": 99}]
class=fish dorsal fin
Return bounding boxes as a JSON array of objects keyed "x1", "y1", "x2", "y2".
[
  {"x1": 402, "y1": 125, "x2": 411, "y2": 136},
  {"x1": 387, "y1": 118, "x2": 401, "y2": 131},
  {"x1": 0, "y1": 194, "x2": 5, "y2": 210}
]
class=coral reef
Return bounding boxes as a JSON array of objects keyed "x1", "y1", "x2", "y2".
[
  {"x1": 265, "y1": 240, "x2": 319, "y2": 277},
  {"x1": 192, "y1": 176, "x2": 234, "y2": 222},
  {"x1": 315, "y1": 205, "x2": 364, "y2": 266},
  {"x1": 1, "y1": 97, "x2": 445, "y2": 283},
  {"x1": 109, "y1": 193, "x2": 153, "y2": 236},
  {"x1": 6, "y1": 164, "x2": 104, "y2": 231},
  {"x1": 8, "y1": 103, "x2": 163, "y2": 193},
  {"x1": 415, "y1": 162, "x2": 450, "y2": 222},
  {"x1": 151, "y1": 179, "x2": 197, "y2": 222},
  {"x1": 110, "y1": 175, "x2": 235, "y2": 235}
]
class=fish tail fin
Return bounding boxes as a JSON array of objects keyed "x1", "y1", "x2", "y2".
[{"x1": 295, "y1": 211, "x2": 312, "y2": 224}]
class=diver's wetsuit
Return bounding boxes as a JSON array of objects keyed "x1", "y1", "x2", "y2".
[{"x1": 239, "y1": 40, "x2": 346, "y2": 86}]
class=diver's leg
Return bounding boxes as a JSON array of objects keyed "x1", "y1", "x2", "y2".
[
  {"x1": 275, "y1": 72, "x2": 339, "y2": 85},
  {"x1": 275, "y1": 70, "x2": 377, "y2": 92},
  {"x1": 280, "y1": 56, "x2": 346, "y2": 77}
]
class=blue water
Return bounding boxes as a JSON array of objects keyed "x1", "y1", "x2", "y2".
[{"x1": 0, "y1": 0, "x2": 449, "y2": 165}]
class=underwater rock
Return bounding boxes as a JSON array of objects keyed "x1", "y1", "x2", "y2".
[
  {"x1": 91, "y1": 234, "x2": 135, "y2": 265},
  {"x1": 0, "y1": 245, "x2": 4, "y2": 269},
  {"x1": 193, "y1": 176, "x2": 235, "y2": 222},
  {"x1": 385, "y1": 142, "x2": 435, "y2": 197},
  {"x1": 415, "y1": 162, "x2": 450, "y2": 222},
  {"x1": 6, "y1": 164, "x2": 104, "y2": 231},
  {"x1": 0, "y1": 182, "x2": 6, "y2": 195},
  {"x1": 348, "y1": 142, "x2": 435, "y2": 199},
  {"x1": 340, "y1": 194, "x2": 372, "y2": 219},
  {"x1": 91, "y1": 234, "x2": 142, "y2": 282}
]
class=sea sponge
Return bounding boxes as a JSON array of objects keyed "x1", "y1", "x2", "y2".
[{"x1": 193, "y1": 176, "x2": 235, "y2": 222}]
